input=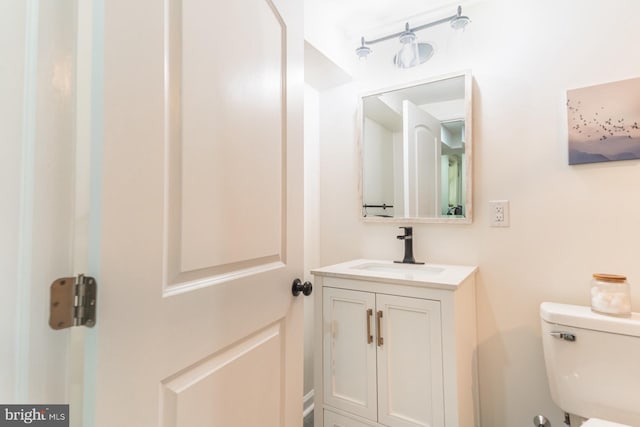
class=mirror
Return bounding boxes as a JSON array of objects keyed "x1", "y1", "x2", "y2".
[{"x1": 360, "y1": 72, "x2": 472, "y2": 223}]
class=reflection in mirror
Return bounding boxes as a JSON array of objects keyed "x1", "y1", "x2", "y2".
[{"x1": 361, "y1": 72, "x2": 472, "y2": 223}]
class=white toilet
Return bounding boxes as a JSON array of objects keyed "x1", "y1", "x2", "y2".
[{"x1": 540, "y1": 302, "x2": 640, "y2": 427}]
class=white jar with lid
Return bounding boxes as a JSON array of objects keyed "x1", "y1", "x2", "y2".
[{"x1": 590, "y1": 273, "x2": 631, "y2": 316}]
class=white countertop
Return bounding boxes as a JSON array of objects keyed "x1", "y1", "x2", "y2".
[{"x1": 310, "y1": 259, "x2": 478, "y2": 290}]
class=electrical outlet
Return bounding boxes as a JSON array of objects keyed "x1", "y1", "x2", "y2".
[{"x1": 489, "y1": 200, "x2": 510, "y2": 227}]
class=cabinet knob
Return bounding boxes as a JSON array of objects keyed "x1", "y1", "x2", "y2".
[{"x1": 292, "y1": 278, "x2": 313, "y2": 297}]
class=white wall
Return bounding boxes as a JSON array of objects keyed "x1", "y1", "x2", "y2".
[{"x1": 313, "y1": 1, "x2": 640, "y2": 426}]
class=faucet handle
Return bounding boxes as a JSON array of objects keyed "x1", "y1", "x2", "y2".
[{"x1": 397, "y1": 226, "x2": 412, "y2": 239}]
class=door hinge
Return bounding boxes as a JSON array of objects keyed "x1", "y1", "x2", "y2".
[{"x1": 49, "y1": 274, "x2": 97, "y2": 330}]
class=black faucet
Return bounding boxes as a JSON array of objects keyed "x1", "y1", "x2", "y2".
[{"x1": 394, "y1": 226, "x2": 424, "y2": 264}]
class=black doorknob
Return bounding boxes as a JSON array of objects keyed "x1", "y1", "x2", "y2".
[{"x1": 291, "y1": 278, "x2": 313, "y2": 296}]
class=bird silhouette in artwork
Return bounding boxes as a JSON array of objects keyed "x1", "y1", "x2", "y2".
[{"x1": 567, "y1": 98, "x2": 640, "y2": 142}]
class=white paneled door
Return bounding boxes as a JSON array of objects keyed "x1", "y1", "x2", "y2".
[
  {"x1": 2, "y1": 0, "x2": 305, "y2": 425},
  {"x1": 402, "y1": 100, "x2": 441, "y2": 217},
  {"x1": 93, "y1": 0, "x2": 305, "y2": 425}
]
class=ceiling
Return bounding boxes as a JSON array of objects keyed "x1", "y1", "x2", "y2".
[{"x1": 363, "y1": 74, "x2": 465, "y2": 131}]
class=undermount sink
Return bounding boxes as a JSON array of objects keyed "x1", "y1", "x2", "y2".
[{"x1": 351, "y1": 262, "x2": 445, "y2": 275}]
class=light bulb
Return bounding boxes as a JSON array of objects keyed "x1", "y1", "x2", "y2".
[
  {"x1": 395, "y1": 28, "x2": 419, "y2": 68},
  {"x1": 355, "y1": 37, "x2": 372, "y2": 61}
]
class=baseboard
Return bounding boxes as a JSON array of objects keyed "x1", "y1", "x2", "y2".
[{"x1": 303, "y1": 390, "x2": 315, "y2": 418}]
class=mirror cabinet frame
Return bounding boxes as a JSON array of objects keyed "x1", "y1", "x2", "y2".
[{"x1": 358, "y1": 70, "x2": 473, "y2": 224}]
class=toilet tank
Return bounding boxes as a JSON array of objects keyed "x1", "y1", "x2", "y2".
[{"x1": 540, "y1": 302, "x2": 640, "y2": 426}]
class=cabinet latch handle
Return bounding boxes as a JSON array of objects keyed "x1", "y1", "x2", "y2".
[{"x1": 376, "y1": 310, "x2": 384, "y2": 346}]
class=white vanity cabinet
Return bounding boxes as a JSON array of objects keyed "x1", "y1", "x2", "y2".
[
  {"x1": 323, "y1": 287, "x2": 444, "y2": 427},
  {"x1": 311, "y1": 260, "x2": 478, "y2": 427}
]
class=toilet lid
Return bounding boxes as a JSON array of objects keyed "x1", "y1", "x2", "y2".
[{"x1": 582, "y1": 418, "x2": 632, "y2": 427}]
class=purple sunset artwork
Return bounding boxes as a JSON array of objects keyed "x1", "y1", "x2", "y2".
[{"x1": 567, "y1": 77, "x2": 640, "y2": 165}]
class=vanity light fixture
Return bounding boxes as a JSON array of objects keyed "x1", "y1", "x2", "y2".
[{"x1": 355, "y1": 5, "x2": 470, "y2": 69}]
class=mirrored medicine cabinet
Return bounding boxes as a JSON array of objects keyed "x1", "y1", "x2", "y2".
[{"x1": 359, "y1": 71, "x2": 473, "y2": 223}]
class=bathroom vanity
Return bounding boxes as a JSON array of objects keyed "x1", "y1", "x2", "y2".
[{"x1": 311, "y1": 259, "x2": 479, "y2": 427}]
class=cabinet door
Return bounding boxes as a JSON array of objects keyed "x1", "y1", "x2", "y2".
[
  {"x1": 376, "y1": 295, "x2": 444, "y2": 427},
  {"x1": 323, "y1": 287, "x2": 378, "y2": 420},
  {"x1": 324, "y1": 409, "x2": 376, "y2": 427}
]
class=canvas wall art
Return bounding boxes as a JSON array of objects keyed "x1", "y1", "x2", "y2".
[{"x1": 567, "y1": 77, "x2": 640, "y2": 165}]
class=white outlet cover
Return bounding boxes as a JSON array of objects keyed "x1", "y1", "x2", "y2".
[{"x1": 489, "y1": 200, "x2": 510, "y2": 227}]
